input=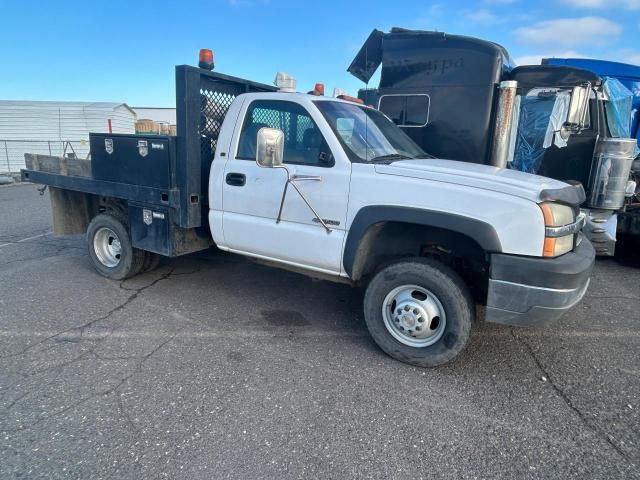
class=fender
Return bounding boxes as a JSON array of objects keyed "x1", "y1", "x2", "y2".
[{"x1": 343, "y1": 205, "x2": 503, "y2": 278}]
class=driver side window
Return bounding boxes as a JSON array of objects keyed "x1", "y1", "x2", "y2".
[{"x1": 236, "y1": 100, "x2": 334, "y2": 167}]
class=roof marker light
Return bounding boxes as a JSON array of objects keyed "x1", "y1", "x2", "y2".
[
  {"x1": 333, "y1": 87, "x2": 364, "y2": 104},
  {"x1": 198, "y1": 49, "x2": 214, "y2": 70},
  {"x1": 274, "y1": 72, "x2": 297, "y2": 92},
  {"x1": 333, "y1": 87, "x2": 346, "y2": 98},
  {"x1": 307, "y1": 83, "x2": 324, "y2": 96},
  {"x1": 339, "y1": 95, "x2": 364, "y2": 104}
]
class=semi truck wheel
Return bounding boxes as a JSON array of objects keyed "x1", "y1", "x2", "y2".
[
  {"x1": 363, "y1": 258, "x2": 474, "y2": 367},
  {"x1": 86, "y1": 213, "x2": 145, "y2": 280}
]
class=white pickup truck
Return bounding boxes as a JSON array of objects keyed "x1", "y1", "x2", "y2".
[{"x1": 22, "y1": 59, "x2": 594, "y2": 366}]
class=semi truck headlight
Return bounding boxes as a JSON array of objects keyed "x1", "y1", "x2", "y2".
[{"x1": 539, "y1": 202, "x2": 576, "y2": 257}]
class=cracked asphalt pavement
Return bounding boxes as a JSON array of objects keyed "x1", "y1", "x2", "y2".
[{"x1": 1, "y1": 183, "x2": 639, "y2": 479}]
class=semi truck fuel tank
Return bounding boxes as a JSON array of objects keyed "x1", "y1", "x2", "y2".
[{"x1": 587, "y1": 138, "x2": 637, "y2": 210}]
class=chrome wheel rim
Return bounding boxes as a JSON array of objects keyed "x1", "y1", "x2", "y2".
[
  {"x1": 93, "y1": 227, "x2": 122, "y2": 268},
  {"x1": 382, "y1": 284, "x2": 447, "y2": 348}
]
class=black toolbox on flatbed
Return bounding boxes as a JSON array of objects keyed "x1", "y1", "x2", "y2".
[{"x1": 90, "y1": 133, "x2": 175, "y2": 190}]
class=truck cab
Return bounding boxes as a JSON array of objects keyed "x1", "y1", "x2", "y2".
[
  {"x1": 207, "y1": 82, "x2": 594, "y2": 365},
  {"x1": 22, "y1": 58, "x2": 594, "y2": 367}
]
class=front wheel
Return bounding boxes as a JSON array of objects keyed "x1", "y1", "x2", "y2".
[{"x1": 363, "y1": 258, "x2": 474, "y2": 367}]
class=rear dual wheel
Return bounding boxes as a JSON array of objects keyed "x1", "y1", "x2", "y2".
[
  {"x1": 363, "y1": 258, "x2": 474, "y2": 367},
  {"x1": 87, "y1": 213, "x2": 159, "y2": 280},
  {"x1": 142, "y1": 251, "x2": 162, "y2": 272}
]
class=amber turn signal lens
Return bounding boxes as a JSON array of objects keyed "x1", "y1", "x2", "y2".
[
  {"x1": 539, "y1": 202, "x2": 576, "y2": 257},
  {"x1": 543, "y1": 237, "x2": 556, "y2": 257},
  {"x1": 539, "y1": 202, "x2": 555, "y2": 226}
]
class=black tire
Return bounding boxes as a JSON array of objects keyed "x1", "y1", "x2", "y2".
[
  {"x1": 86, "y1": 213, "x2": 145, "y2": 280},
  {"x1": 142, "y1": 251, "x2": 162, "y2": 273},
  {"x1": 363, "y1": 258, "x2": 474, "y2": 367}
]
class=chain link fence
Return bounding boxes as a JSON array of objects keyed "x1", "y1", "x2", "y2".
[{"x1": 0, "y1": 139, "x2": 90, "y2": 174}]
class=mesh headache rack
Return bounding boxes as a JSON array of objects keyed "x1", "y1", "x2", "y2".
[{"x1": 174, "y1": 66, "x2": 275, "y2": 228}]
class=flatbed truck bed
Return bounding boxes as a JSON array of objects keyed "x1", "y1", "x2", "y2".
[{"x1": 22, "y1": 66, "x2": 274, "y2": 258}]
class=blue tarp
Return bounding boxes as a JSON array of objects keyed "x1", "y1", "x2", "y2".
[
  {"x1": 602, "y1": 77, "x2": 634, "y2": 139},
  {"x1": 511, "y1": 95, "x2": 556, "y2": 174}
]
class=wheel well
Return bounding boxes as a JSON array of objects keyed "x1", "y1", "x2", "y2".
[
  {"x1": 351, "y1": 222, "x2": 490, "y2": 302},
  {"x1": 97, "y1": 197, "x2": 128, "y2": 220}
]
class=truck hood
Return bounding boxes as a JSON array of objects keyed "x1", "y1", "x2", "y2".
[{"x1": 374, "y1": 158, "x2": 571, "y2": 203}]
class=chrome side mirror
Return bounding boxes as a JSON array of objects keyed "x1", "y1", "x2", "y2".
[
  {"x1": 256, "y1": 127, "x2": 284, "y2": 168},
  {"x1": 565, "y1": 85, "x2": 590, "y2": 131}
]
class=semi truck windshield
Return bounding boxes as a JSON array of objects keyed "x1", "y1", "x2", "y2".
[{"x1": 314, "y1": 100, "x2": 427, "y2": 163}]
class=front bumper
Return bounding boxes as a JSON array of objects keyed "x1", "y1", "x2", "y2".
[{"x1": 485, "y1": 238, "x2": 595, "y2": 327}]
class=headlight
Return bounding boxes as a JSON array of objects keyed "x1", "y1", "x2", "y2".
[{"x1": 539, "y1": 202, "x2": 577, "y2": 257}]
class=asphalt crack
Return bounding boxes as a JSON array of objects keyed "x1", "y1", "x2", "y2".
[
  {"x1": 0, "y1": 245, "x2": 82, "y2": 268},
  {"x1": 0, "y1": 269, "x2": 177, "y2": 360},
  {"x1": 0, "y1": 268, "x2": 201, "y2": 418},
  {"x1": 511, "y1": 328, "x2": 636, "y2": 468},
  {"x1": 2, "y1": 326, "x2": 184, "y2": 434}
]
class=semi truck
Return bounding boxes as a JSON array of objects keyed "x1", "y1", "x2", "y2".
[
  {"x1": 543, "y1": 57, "x2": 640, "y2": 148},
  {"x1": 351, "y1": 28, "x2": 639, "y2": 256},
  {"x1": 21, "y1": 51, "x2": 594, "y2": 367},
  {"x1": 543, "y1": 58, "x2": 640, "y2": 252}
]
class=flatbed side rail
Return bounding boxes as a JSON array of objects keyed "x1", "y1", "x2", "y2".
[
  {"x1": 21, "y1": 169, "x2": 180, "y2": 208},
  {"x1": 174, "y1": 65, "x2": 275, "y2": 228}
]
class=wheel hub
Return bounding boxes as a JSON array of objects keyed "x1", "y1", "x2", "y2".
[
  {"x1": 400, "y1": 313, "x2": 416, "y2": 329},
  {"x1": 93, "y1": 227, "x2": 122, "y2": 268},
  {"x1": 382, "y1": 285, "x2": 446, "y2": 348}
]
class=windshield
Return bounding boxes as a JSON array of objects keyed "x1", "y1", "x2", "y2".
[{"x1": 314, "y1": 100, "x2": 428, "y2": 163}]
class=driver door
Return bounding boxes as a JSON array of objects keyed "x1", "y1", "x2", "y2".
[{"x1": 221, "y1": 98, "x2": 351, "y2": 274}]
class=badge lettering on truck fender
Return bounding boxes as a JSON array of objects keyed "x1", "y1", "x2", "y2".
[
  {"x1": 143, "y1": 209, "x2": 166, "y2": 225},
  {"x1": 143, "y1": 209, "x2": 153, "y2": 225},
  {"x1": 137, "y1": 140, "x2": 148, "y2": 157}
]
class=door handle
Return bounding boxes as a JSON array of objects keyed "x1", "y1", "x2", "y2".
[
  {"x1": 290, "y1": 174, "x2": 322, "y2": 182},
  {"x1": 225, "y1": 172, "x2": 246, "y2": 187}
]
